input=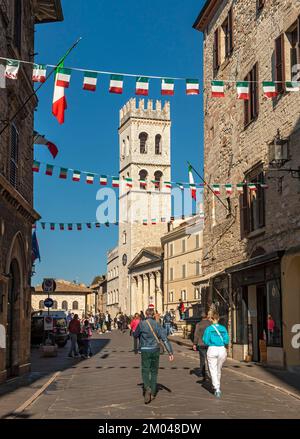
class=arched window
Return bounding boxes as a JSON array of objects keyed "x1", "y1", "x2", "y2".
[
  {"x1": 126, "y1": 136, "x2": 130, "y2": 156},
  {"x1": 155, "y1": 134, "x2": 162, "y2": 155},
  {"x1": 39, "y1": 300, "x2": 44, "y2": 309},
  {"x1": 62, "y1": 300, "x2": 68, "y2": 311},
  {"x1": 139, "y1": 169, "x2": 148, "y2": 190},
  {"x1": 139, "y1": 132, "x2": 148, "y2": 154},
  {"x1": 121, "y1": 139, "x2": 125, "y2": 157},
  {"x1": 72, "y1": 301, "x2": 78, "y2": 310},
  {"x1": 154, "y1": 170, "x2": 163, "y2": 191},
  {"x1": 52, "y1": 300, "x2": 58, "y2": 310}
]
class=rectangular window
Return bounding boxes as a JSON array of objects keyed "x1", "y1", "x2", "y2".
[
  {"x1": 222, "y1": 8, "x2": 234, "y2": 59},
  {"x1": 182, "y1": 239, "x2": 186, "y2": 253},
  {"x1": 194, "y1": 288, "x2": 200, "y2": 300},
  {"x1": 196, "y1": 261, "x2": 201, "y2": 276},
  {"x1": 233, "y1": 287, "x2": 248, "y2": 344},
  {"x1": 10, "y1": 124, "x2": 19, "y2": 189},
  {"x1": 213, "y1": 28, "x2": 220, "y2": 76},
  {"x1": 170, "y1": 267, "x2": 174, "y2": 281},
  {"x1": 275, "y1": 34, "x2": 285, "y2": 94},
  {"x1": 244, "y1": 63, "x2": 259, "y2": 127},
  {"x1": 195, "y1": 234, "x2": 200, "y2": 249},
  {"x1": 182, "y1": 265, "x2": 186, "y2": 279},
  {"x1": 240, "y1": 169, "x2": 266, "y2": 237},
  {"x1": 169, "y1": 243, "x2": 174, "y2": 257},
  {"x1": 181, "y1": 290, "x2": 187, "y2": 301},
  {"x1": 169, "y1": 291, "x2": 174, "y2": 302},
  {"x1": 13, "y1": 0, "x2": 22, "y2": 52},
  {"x1": 286, "y1": 18, "x2": 300, "y2": 82}
]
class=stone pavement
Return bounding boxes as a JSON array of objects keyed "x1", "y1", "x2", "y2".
[{"x1": 0, "y1": 330, "x2": 299, "y2": 419}]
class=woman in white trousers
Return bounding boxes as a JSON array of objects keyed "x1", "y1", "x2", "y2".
[{"x1": 202, "y1": 311, "x2": 229, "y2": 398}]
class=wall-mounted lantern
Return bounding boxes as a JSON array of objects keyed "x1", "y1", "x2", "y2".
[{"x1": 269, "y1": 129, "x2": 290, "y2": 168}]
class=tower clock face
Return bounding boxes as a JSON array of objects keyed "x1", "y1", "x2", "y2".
[{"x1": 122, "y1": 254, "x2": 127, "y2": 266}]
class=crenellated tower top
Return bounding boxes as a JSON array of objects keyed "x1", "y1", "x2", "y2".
[{"x1": 119, "y1": 98, "x2": 170, "y2": 126}]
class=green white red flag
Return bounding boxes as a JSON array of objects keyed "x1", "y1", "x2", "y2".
[
  {"x1": 100, "y1": 175, "x2": 107, "y2": 185},
  {"x1": 237, "y1": 81, "x2": 250, "y2": 100},
  {"x1": 59, "y1": 223, "x2": 64, "y2": 231},
  {"x1": 211, "y1": 80, "x2": 225, "y2": 98},
  {"x1": 32, "y1": 64, "x2": 47, "y2": 83},
  {"x1": 188, "y1": 165, "x2": 196, "y2": 200},
  {"x1": 286, "y1": 81, "x2": 300, "y2": 92},
  {"x1": 263, "y1": 81, "x2": 278, "y2": 98},
  {"x1": 86, "y1": 173, "x2": 94, "y2": 184},
  {"x1": 186, "y1": 79, "x2": 199, "y2": 95},
  {"x1": 72, "y1": 170, "x2": 81, "y2": 182},
  {"x1": 68, "y1": 224, "x2": 73, "y2": 231},
  {"x1": 52, "y1": 69, "x2": 67, "y2": 124},
  {"x1": 45, "y1": 164, "x2": 54, "y2": 176},
  {"x1": 140, "y1": 179, "x2": 147, "y2": 188},
  {"x1": 136, "y1": 77, "x2": 149, "y2": 96},
  {"x1": 225, "y1": 184, "x2": 233, "y2": 195},
  {"x1": 32, "y1": 160, "x2": 40, "y2": 172},
  {"x1": 248, "y1": 183, "x2": 257, "y2": 191},
  {"x1": 112, "y1": 177, "x2": 119, "y2": 187},
  {"x1": 126, "y1": 177, "x2": 133, "y2": 188},
  {"x1": 212, "y1": 184, "x2": 221, "y2": 195},
  {"x1": 5, "y1": 60, "x2": 20, "y2": 79},
  {"x1": 56, "y1": 68, "x2": 71, "y2": 88},
  {"x1": 164, "y1": 181, "x2": 172, "y2": 189},
  {"x1": 237, "y1": 183, "x2": 244, "y2": 193},
  {"x1": 59, "y1": 168, "x2": 68, "y2": 179},
  {"x1": 83, "y1": 72, "x2": 97, "y2": 91},
  {"x1": 161, "y1": 78, "x2": 174, "y2": 96},
  {"x1": 109, "y1": 74, "x2": 123, "y2": 94}
]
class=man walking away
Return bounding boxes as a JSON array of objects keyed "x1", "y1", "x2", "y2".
[
  {"x1": 68, "y1": 314, "x2": 80, "y2": 358},
  {"x1": 134, "y1": 308, "x2": 174, "y2": 404},
  {"x1": 130, "y1": 313, "x2": 141, "y2": 353},
  {"x1": 105, "y1": 311, "x2": 112, "y2": 332},
  {"x1": 203, "y1": 310, "x2": 229, "y2": 398},
  {"x1": 193, "y1": 311, "x2": 211, "y2": 380}
]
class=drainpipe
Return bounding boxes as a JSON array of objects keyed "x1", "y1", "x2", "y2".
[{"x1": 228, "y1": 273, "x2": 233, "y2": 359}]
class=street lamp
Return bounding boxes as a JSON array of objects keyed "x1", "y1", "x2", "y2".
[{"x1": 269, "y1": 129, "x2": 290, "y2": 168}]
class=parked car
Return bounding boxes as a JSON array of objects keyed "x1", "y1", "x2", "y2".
[{"x1": 31, "y1": 310, "x2": 69, "y2": 347}]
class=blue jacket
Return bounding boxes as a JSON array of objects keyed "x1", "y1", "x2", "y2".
[
  {"x1": 202, "y1": 323, "x2": 229, "y2": 347},
  {"x1": 134, "y1": 318, "x2": 173, "y2": 354}
]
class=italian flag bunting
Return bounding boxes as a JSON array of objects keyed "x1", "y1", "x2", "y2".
[
  {"x1": 143, "y1": 219, "x2": 148, "y2": 226},
  {"x1": 212, "y1": 184, "x2": 221, "y2": 195},
  {"x1": 188, "y1": 165, "x2": 196, "y2": 200},
  {"x1": 151, "y1": 218, "x2": 157, "y2": 225},
  {"x1": 186, "y1": 79, "x2": 200, "y2": 95},
  {"x1": 83, "y1": 72, "x2": 98, "y2": 91},
  {"x1": 86, "y1": 223, "x2": 92, "y2": 229},
  {"x1": 45, "y1": 164, "x2": 54, "y2": 176},
  {"x1": 286, "y1": 81, "x2": 300, "y2": 92},
  {"x1": 126, "y1": 177, "x2": 133, "y2": 188},
  {"x1": 140, "y1": 179, "x2": 147, "y2": 188},
  {"x1": 100, "y1": 175, "x2": 107, "y2": 185},
  {"x1": 59, "y1": 223, "x2": 64, "y2": 231},
  {"x1": 109, "y1": 74, "x2": 123, "y2": 94},
  {"x1": 237, "y1": 81, "x2": 250, "y2": 100},
  {"x1": 237, "y1": 183, "x2": 244, "y2": 194},
  {"x1": 59, "y1": 168, "x2": 68, "y2": 179},
  {"x1": 68, "y1": 223, "x2": 73, "y2": 231},
  {"x1": 32, "y1": 64, "x2": 47, "y2": 83},
  {"x1": 77, "y1": 223, "x2": 82, "y2": 231},
  {"x1": 52, "y1": 65, "x2": 67, "y2": 124},
  {"x1": 211, "y1": 80, "x2": 225, "y2": 98},
  {"x1": 95, "y1": 223, "x2": 100, "y2": 228},
  {"x1": 164, "y1": 181, "x2": 172, "y2": 189},
  {"x1": 112, "y1": 177, "x2": 119, "y2": 187},
  {"x1": 152, "y1": 180, "x2": 160, "y2": 188},
  {"x1": 32, "y1": 160, "x2": 40, "y2": 172},
  {"x1": 225, "y1": 184, "x2": 233, "y2": 195},
  {"x1": 260, "y1": 183, "x2": 269, "y2": 189},
  {"x1": 248, "y1": 183, "x2": 257, "y2": 191},
  {"x1": 56, "y1": 68, "x2": 71, "y2": 88},
  {"x1": 161, "y1": 78, "x2": 174, "y2": 96},
  {"x1": 72, "y1": 170, "x2": 81, "y2": 182},
  {"x1": 177, "y1": 182, "x2": 184, "y2": 190},
  {"x1": 263, "y1": 81, "x2": 278, "y2": 98},
  {"x1": 136, "y1": 77, "x2": 149, "y2": 96},
  {"x1": 86, "y1": 173, "x2": 94, "y2": 184},
  {"x1": 5, "y1": 59, "x2": 20, "y2": 79},
  {"x1": 41, "y1": 222, "x2": 46, "y2": 230},
  {"x1": 105, "y1": 221, "x2": 110, "y2": 227},
  {"x1": 50, "y1": 223, "x2": 55, "y2": 231}
]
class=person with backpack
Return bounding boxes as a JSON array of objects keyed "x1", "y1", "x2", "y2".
[
  {"x1": 81, "y1": 319, "x2": 93, "y2": 359},
  {"x1": 193, "y1": 311, "x2": 211, "y2": 380},
  {"x1": 68, "y1": 314, "x2": 81, "y2": 358},
  {"x1": 134, "y1": 308, "x2": 174, "y2": 404},
  {"x1": 202, "y1": 310, "x2": 229, "y2": 398}
]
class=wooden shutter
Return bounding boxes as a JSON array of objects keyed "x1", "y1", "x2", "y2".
[
  {"x1": 244, "y1": 73, "x2": 250, "y2": 126},
  {"x1": 257, "y1": 172, "x2": 266, "y2": 228},
  {"x1": 240, "y1": 186, "x2": 249, "y2": 239},
  {"x1": 253, "y1": 63, "x2": 259, "y2": 119},
  {"x1": 213, "y1": 28, "x2": 220, "y2": 75},
  {"x1": 275, "y1": 34, "x2": 285, "y2": 93},
  {"x1": 228, "y1": 8, "x2": 234, "y2": 53},
  {"x1": 297, "y1": 16, "x2": 300, "y2": 65}
]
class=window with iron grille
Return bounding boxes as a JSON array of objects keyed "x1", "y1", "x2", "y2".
[
  {"x1": 244, "y1": 63, "x2": 259, "y2": 127},
  {"x1": 10, "y1": 124, "x2": 19, "y2": 189}
]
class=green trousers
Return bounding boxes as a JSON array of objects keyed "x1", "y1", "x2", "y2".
[{"x1": 141, "y1": 351, "x2": 160, "y2": 395}]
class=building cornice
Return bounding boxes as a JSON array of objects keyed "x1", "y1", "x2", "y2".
[
  {"x1": 0, "y1": 173, "x2": 40, "y2": 223},
  {"x1": 193, "y1": 0, "x2": 223, "y2": 32}
]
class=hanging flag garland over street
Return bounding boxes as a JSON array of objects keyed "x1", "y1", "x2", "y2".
[
  {"x1": 83, "y1": 71, "x2": 98, "y2": 91},
  {"x1": 72, "y1": 170, "x2": 81, "y2": 182},
  {"x1": 5, "y1": 59, "x2": 20, "y2": 79},
  {"x1": 237, "y1": 81, "x2": 250, "y2": 100},
  {"x1": 56, "y1": 68, "x2": 71, "y2": 88},
  {"x1": 32, "y1": 64, "x2": 47, "y2": 83},
  {"x1": 211, "y1": 80, "x2": 225, "y2": 98},
  {"x1": 109, "y1": 74, "x2": 124, "y2": 94},
  {"x1": 186, "y1": 79, "x2": 200, "y2": 95},
  {"x1": 263, "y1": 81, "x2": 278, "y2": 98},
  {"x1": 161, "y1": 79, "x2": 174, "y2": 96},
  {"x1": 135, "y1": 77, "x2": 149, "y2": 96}
]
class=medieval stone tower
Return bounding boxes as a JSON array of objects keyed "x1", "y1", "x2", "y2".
[{"x1": 118, "y1": 98, "x2": 171, "y2": 314}]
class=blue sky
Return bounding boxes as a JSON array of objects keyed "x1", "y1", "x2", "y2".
[{"x1": 33, "y1": 0, "x2": 205, "y2": 286}]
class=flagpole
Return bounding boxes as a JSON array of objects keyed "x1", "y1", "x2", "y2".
[
  {"x1": 187, "y1": 161, "x2": 235, "y2": 218},
  {"x1": 0, "y1": 37, "x2": 82, "y2": 138}
]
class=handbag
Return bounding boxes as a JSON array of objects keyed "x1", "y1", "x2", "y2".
[{"x1": 146, "y1": 320, "x2": 165, "y2": 355}]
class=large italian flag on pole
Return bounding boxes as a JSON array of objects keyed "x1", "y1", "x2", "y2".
[
  {"x1": 52, "y1": 66, "x2": 67, "y2": 124},
  {"x1": 136, "y1": 77, "x2": 149, "y2": 95},
  {"x1": 188, "y1": 164, "x2": 196, "y2": 200}
]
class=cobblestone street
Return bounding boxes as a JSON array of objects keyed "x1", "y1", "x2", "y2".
[{"x1": 1, "y1": 331, "x2": 299, "y2": 419}]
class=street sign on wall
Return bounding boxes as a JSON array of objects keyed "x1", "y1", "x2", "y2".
[
  {"x1": 44, "y1": 316, "x2": 54, "y2": 331},
  {"x1": 42, "y1": 278, "x2": 56, "y2": 293}
]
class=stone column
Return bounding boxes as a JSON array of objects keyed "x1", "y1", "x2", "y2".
[
  {"x1": 131, "y1": 276, "x2": 136, "y2": 315},
  {"x1": 155, "y1": 271, "x2": 163, "y2": 314},
  {"x1": 137, "y1": 275, "x2": 143, "y2": 313},
  {"x1": 149, "y1": 273, "x2": 156, "y2": 308},
  {"x1": 142, "y1": 274, "x2": 148, "y2": 312}
]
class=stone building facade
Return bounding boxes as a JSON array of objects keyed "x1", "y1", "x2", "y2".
[
  {"x1": 194, "y1": 0, "x2": 300, "y2": 370},
  {"x1": 128, "y1": 247, "x2": 163, "y2": 314},
  {"x1": 117, "y1": 98, "x2": 171, "y2": 315},
  {"x1": 0, "y1": 0, "x2": 63, "y2": 383},
  {"x1": 88, "y1": 275, "x2": 107, "y2": 314},
  {"x1": 106, "y1": 246, "x2": 120, "y2": 316},
  {"x1": 162, "y1": 216, "x2": 203, "y2": 317},
  {"x1": 33, "y1": 280, "x2": 90, "y2": 318}
]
